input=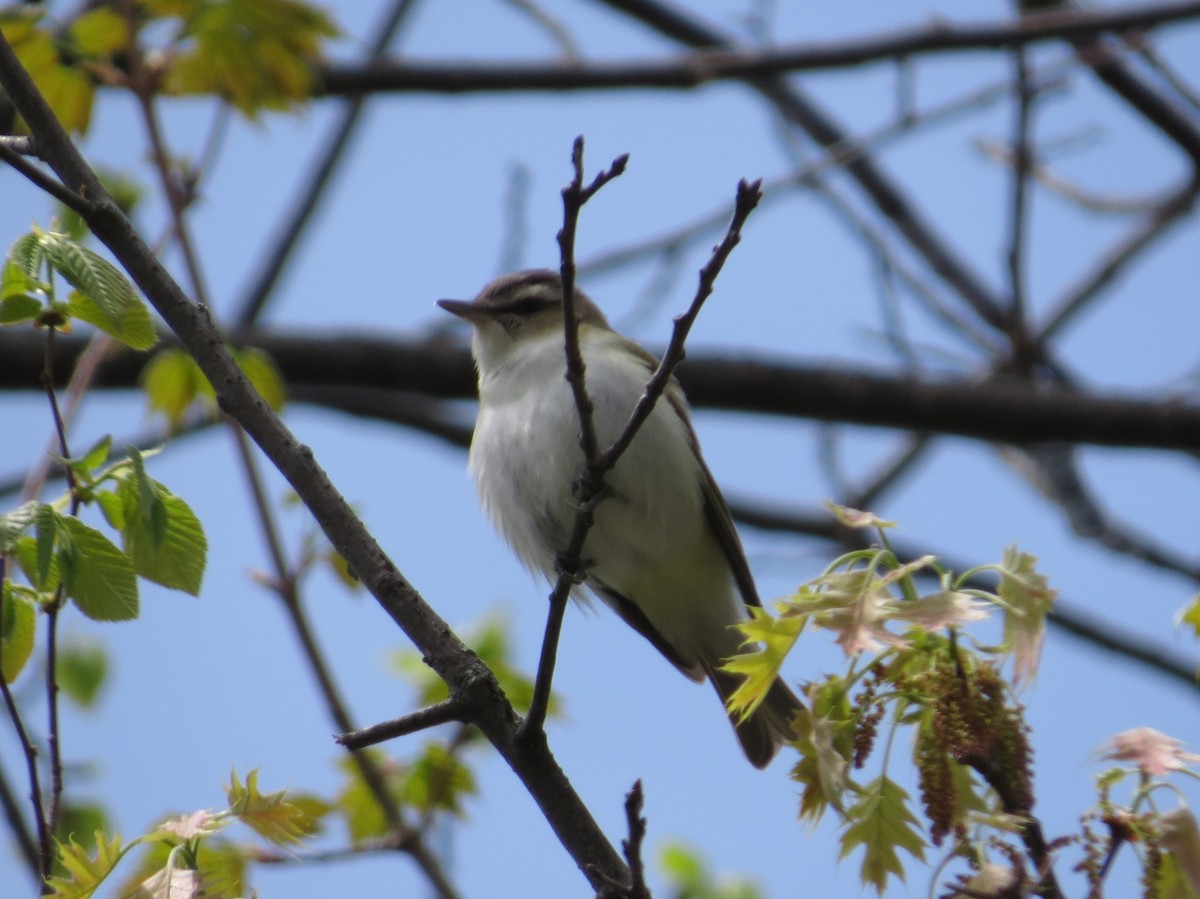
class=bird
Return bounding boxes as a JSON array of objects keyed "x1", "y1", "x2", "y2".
[{"x1": 437, "y1": 269, "x2": 801, "y2": 767}]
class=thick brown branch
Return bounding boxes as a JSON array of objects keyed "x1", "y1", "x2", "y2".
[
  {"x1": 316, "y1": 3, "x2": 1200, "y2": 95},
  {"x1": 8, "y1": 329, "x2": 1200, "y2": 452},
  {"x1": 0, "y1": 30, "x2": 630, "y2": 895}
]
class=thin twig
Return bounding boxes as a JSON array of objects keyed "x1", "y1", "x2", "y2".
[
  {"x1": 228, "y1": 424, "x2": 462, "y2": 899},
  {"x1": 0, "y1": 139, "x2": 94, "y2": 215},
  {"x1": 0, "y1": 21, "x2": 633, "y2": 893},
  {"x1": 337, "y1": 698, "x2": 467, "y2": 752},
  {"x1": 523, "y1": 139, "x2": 629, "y2": 735},
  {"x1": 1005, "y1": 48, "x2": 1036, "y2": 371},
  {"x1": 621, "y1": 780, "x2": 651, "y2": 899},
  {"x1": 40, "y1": 328, "x2": 76, "y2": 859}
]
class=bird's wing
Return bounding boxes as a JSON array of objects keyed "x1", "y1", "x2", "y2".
[{"x1": 664, "y1": 383, "x2": 762, "y2": 610}]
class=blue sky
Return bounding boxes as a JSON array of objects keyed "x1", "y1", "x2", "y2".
[{"x1": 3, "y1": 2, "x2": 1200, "y2": 897}]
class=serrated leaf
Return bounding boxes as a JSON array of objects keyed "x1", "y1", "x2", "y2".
[
  {"x1": 16, "y1": 535, "x2": 60, "y2": 592},
  {"x1": 123, "y1": 484, "x2": 207, "y2": 595},
  {"x1": 721, "y1": 607, "x2": 804, "y2": 721},
  {"x1": 59, "y1": 517, "x2": 138, "y2": 621},
  {"x1": 54, "y1": 803, "x2": 111, "y2": 855},
  {"x1": 57, "y1": 640, "x2": 108, "y2": 707},
  {"x1": 0, "y1": 500, "x2": 39, "y2": 551},
  {"x1": 36, "y1": 502, "x2": 62, "y2": 590},
  {"x1": 5, "y1": 232, "x2": 44, "y2": 281},
  {"x1": 1, "y1": 586, "x2": 37, "y2": 683},
  {"x1": 226, "y1": 769, "x2": 312, "y2": 847},
  {"x1": 125, "y1": 449, "x2": 167, "y2": 545},
  {"x1": 45, "y1": 831, "x2": 127, "y2": 899},
  {"x1": 790, "y1": 706, "x2": 852, "y2": 821},
  {"x1": 36, "y1": 234, "x2": 156, "y2": 349},
  {"x1": 840, "y1": 776, "x2": 926, "y2": 894},
  {"x1": 0, "y1": 293, "x2": 42, "y2": 324},
  {"x1": 67, "y1": 289, "x2": 157, "y2": 351}
]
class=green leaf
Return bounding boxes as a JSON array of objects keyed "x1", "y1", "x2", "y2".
[
  {"x1": 141, "y1": 348, "x2": 209, "y2": 427},
  {"x1": 16, "y1": 535, "x2": 60, "y2": 592},
  {"x1": 839, "y1": 776, "x2": 926, "y2": 894},
  {"x1": 36, "y1": 502, "x2": 62, "y2": 590},
  {"x1": 57, "y1": 640, "x2": 108, "y2": 707},
  {"x1": 69, "y1": 8, "x2": 128, "y2": 57},
  {"x1": 163, "y1": 0, "x2": 339, "y2": 117},
  {"x1": 226, "y1": 769, "x2": 315, "y2": 847},
  {"x1": 80, "y1": 434, "x2": 113, "y2": 471},
  {"x1": 401, "y1": 743, "x2": 476, "y2": 816},
  {"x1": 67, "y1": 289, "x2": 157, "y2": 351},
  {"x1": 722, "y1": 606, "x2": 804, "y2": 721},
  {"x1": 0, "y1": 15, "x2": 96, "y2": 134},
  {"x1": 54, "y1": 803, "x2": 111, "y2": 856},
  {"x1": 35, "y1": 232, "x2": 156, "y2": 350},
  {"x1": 59, "y1": 517, "x2": 138, "y2": 621},
  {"x1": 5, "y1": 232, "x2": 44, "y2": 283},
  {"x1": 95, "y1": 489, "x2": 124, "y2": 532},
  {"x1": 0, "y1": 293, "x2": 42, "y2": 324},
  {"x1": 0, "y1": 500, "x2": 39, "y2": 551},
  {"x1": 122, "y1": 484, "x2": 207, "y2": 595},
  {"x1": 336, "y1": 751, "x2": 400, "y2": 842},
  {"x1": 233, "y1": 346, "x2": 286, "y2": 411},
  {"x1": 45, "y1": 831, "x2": 128, "y2": 898},
  {"x1": 1179, "y1": 596, "x2": 1200, "y2": 638},
  {"x1": 125, "y1": 449, "x2": 168, "y2": 546},
  {"x1": 1, "y1": 585, "x2": 37, "y2": 683}
]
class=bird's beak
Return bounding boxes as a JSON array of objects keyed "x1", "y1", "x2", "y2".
[{"x1": 436, "y1": 298, "x2": 485, "y2": 320}]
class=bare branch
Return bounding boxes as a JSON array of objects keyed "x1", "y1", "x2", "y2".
[{"x1": 317, "y1": 2, "x2": 1200, "y2": 95}]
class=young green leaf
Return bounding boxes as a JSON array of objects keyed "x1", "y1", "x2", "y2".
[
  {"x1": 0, "y1": 586, "x2": 37, "y2": 683},
  {"x1": 6, "y1": 231, "x2": 45, "y2": 281},
  {"x1": 57, "y1": 640, "x2": 109, "y2": 707},
  {"x1": 336, "y1": 751, "x2": 401, "y2": 842},
  {"x1": 122, "y1": 485, "x2": 207, "y2": 595},
  {"x1": 401, "y1": 743, "x2": 477, "y2": 816},
  {"x1": 0, "y1": 500, "x2": 39, "y2": 551},
  {"x1": 141, "y1": 348, "x2": 207, "y2": 428},
  {"x1": 839, "y1": 776, "x2": 926, "y2": 894},
  {"x1": 722, "y1": 607, "x2": 804, "y2": 721},
  {"x1": 34, "y1": 231, "x2": 156, "y2": 350},
  {"x1": 45, "y1": 831, "x2": 128, "y2": 899},
  {"x1": 163, "y1": 0, "x2": 339, "y2": 117},
  {"x1": 59, "y1": 517, "x2": 139, "y2": 621},
  {"x1": 0, "y1": 293, "x2": 42, "y2": 324},
  {"x1": 80, "y1": 434, "x2": 113, "y2": 471},
  {"x1": 35, "y1": 502, "x2": 62, "y2": 590},
  {"x1": 226, "y1": 769, "x2": 315, "y2": 847}
]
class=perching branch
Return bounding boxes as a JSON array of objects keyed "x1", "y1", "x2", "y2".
[{"x1": 0, "y1": 29, "x2": 631, "y2": 896}]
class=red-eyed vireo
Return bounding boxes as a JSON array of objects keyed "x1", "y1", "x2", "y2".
[{"x1": 438, "y1": 270, "x2": 801, "y2": 767}]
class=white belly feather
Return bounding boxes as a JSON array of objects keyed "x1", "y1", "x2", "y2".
[{"x1": 469, "y1": 329, "x2": 744, "y2": 668}]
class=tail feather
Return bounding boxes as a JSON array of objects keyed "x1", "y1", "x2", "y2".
[{"x1": 708, "y1": 668, "x2": 803, "y2": 769}]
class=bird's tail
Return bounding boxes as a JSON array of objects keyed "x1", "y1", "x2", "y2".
[{"x1": 707, "y1": 667, "x2": 803, "y2": 769}]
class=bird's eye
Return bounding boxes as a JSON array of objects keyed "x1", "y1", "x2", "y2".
[{"x1": 505, "y1": 295, "x2": 552, "y2": 317}]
